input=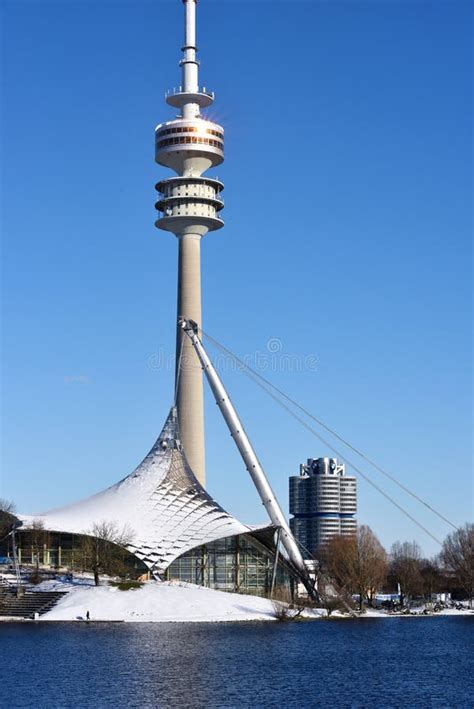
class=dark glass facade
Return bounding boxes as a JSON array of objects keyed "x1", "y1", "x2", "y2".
[{"x1": 165, "y1": 532, "x2": 293, "y2": 597}]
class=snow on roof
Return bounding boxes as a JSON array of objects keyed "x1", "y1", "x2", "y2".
[{"x1": 19, "y1": 409, "x2": 265, "y2": 576}]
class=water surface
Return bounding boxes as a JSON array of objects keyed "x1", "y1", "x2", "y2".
[{"x1": 1, "y1": 617, "x2": 472, "y2": 707}]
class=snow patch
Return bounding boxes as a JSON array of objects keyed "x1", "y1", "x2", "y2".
[{"x1": 40, "y1": 582, "x2": 294, "y2": 623}]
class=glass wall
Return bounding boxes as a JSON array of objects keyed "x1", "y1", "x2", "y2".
[
  {"x1": 14, "y1": 530, "x2": 294, "y2": 598},
  {"x1": 165, "y1": 533, "x2": 293, "y2": 597},
  {"x1": 15, "y1": 530, "x2": 147, "y2": 576}
]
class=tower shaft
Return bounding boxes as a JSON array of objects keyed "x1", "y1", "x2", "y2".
[{"x1": 175, "y1": 233, "x2": 205, "y2": 481}]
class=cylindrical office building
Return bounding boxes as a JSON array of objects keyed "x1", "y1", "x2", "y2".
[{"x1": 289, "y1": 457, "x2": 357, "y2": 557}]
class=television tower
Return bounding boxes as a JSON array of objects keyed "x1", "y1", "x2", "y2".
[{"x1": 154, "y1": 0, "x2": 224, "y2": 486}]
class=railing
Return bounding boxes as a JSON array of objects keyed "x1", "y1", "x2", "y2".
[
  {"x1": 165, "y1": 86, "x2": 214, "y2": 98},
  {"x1": 158, "y1": 194, "x2": 224, "y2": 205},
  {"x1": 157, "y1": 208, "x2": 224, "y2": 220}
]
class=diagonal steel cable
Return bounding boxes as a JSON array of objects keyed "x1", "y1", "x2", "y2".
[{"x1": 200, "y1": 328, "x2": 452, "y2": 544}]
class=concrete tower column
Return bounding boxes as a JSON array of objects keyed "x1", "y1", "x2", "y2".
[
  {"x1": 176, "y1": 233, "x2": 205, "y2": 482},
  {"x1": 155, "y1": 0, "x2": 225, "y2": 487}
]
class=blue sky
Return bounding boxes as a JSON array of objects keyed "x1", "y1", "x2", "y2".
[{"x1": 1, "y1": 0, "x2": 472, "y2": 557}]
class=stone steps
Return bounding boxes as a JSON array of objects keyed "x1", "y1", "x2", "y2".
[{"x1": 0, "y1": 591, "x2": 67, "y2": 619}]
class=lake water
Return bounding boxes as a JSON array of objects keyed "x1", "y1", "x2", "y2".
[{"x1": 1, "y1": 617, "x2": 472, "y2": 708}]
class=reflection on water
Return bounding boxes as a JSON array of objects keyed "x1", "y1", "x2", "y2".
[{"x1": 1, "y1": 617, "x2": 472, "y2": 708}]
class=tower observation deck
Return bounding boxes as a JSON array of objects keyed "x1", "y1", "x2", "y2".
[{"x1": 155, "y1": 0, "x2": 224, "y2": 487}]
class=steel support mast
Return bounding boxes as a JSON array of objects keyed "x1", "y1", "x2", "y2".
[{"x1": 179, "y1": 319, "x2": 318, "y2": 600}]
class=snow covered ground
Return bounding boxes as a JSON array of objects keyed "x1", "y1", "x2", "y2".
[
  {"x1": 2, "y1": 571, "x2": 471, "y2": 623},
  {"x1": 39, "y1": 581, "x2": 326, "y2": 623},
  {"x1": 37, "y1": 583, "x2": 472, "y2": 623}
]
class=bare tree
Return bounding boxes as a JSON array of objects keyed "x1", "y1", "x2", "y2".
[
  {"x1": 390, "y1": 540, "x2": 423, "y2": 606},
  {"x1": 271, "y1": 585, "x2": 307, "y2": 621},
  {"x1": 0, "y1": 499, "x2": 18, "y2": 544},
  {"x1": 419, "y1": 557, "x2": 445, "y2": 599},
  {"x1": 321, "y1": 526, "x2": 387, "y2": 611},
  {"x1": 0, "y1": 499, "x2": 16, "y2": 515},
  {"x1": 321, "y1": 596, "x2": 351, "y2": 618},
  {"x1": 359, "y1": 526, "x2": 388, "y2": 607},
  {"x1": 271, "y1": 600, "x2": 306, "y2": 621},
  {"x1": 28, "y1": 519, "x2": 49, "y2": 581},
  {"x1": 441, "y1": 523, "x2": 474, "y2": 608},
  {"x1": 317, "y1": 576, "x2": 355, "y2": 616},
  {"x1": 79, "y1": 521, "x2": 134, "y2": 586}
]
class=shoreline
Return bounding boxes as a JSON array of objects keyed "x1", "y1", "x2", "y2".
[
  {"x1": 1, "y1": 612, "x2": 472, "y2": 624},
  {"x1": 1, "y1": 607, "x2": 471, "y2": 626},
  {"x1": 1, "y1": 576, "x2": 472, "y2": 625}
]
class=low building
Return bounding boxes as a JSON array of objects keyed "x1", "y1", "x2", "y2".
[{"x1": 289, "y1": 457, "x2": 357, "y2": 558}]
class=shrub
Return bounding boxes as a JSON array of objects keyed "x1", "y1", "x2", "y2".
[
  {"x1": 110, "y1": 580, "x2": 143, "y2": 591},
  {"x1": 29, "y1": 570, "x2": 43, "y2": 585}
]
